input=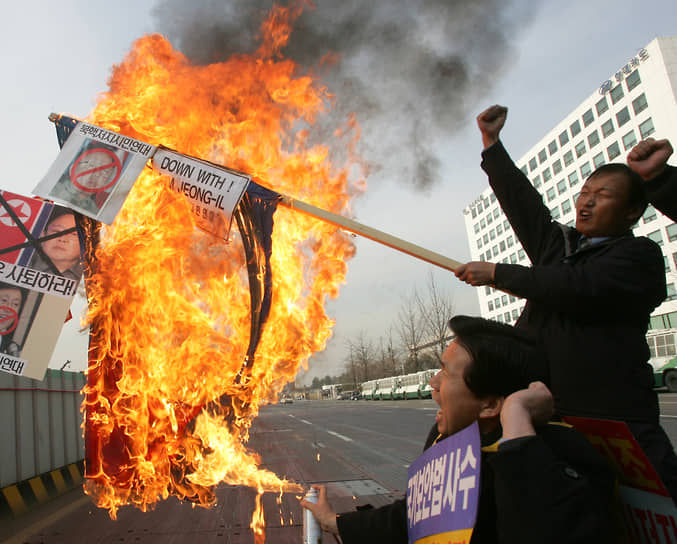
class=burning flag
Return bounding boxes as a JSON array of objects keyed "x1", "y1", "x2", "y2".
[{"x1": 60, "y1": 3, "x2": 365, "y2": 537}]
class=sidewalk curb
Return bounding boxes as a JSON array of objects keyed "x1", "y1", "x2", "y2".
[{"x1": 0, "y1": 460, "x2": 84, "y2": 520}]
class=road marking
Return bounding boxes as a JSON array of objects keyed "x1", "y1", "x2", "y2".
[
  {"x1": 288, "y1": 414, "x2": 296, "y2": 418},
  {"x1": 4, "y1": 495, "x2": 90, "y2": 544},
  {"x1": 327, "y1": 431, "x2": 353, "y2": 442},
  {"x1": 300, "y1": 419, "x2": 313, "y2": 425},
  {"x1": 419, "y1": 408, "x2": 437, "y2": 411},
  {"x1": 660, "y1": 414, "x2": 677, "y2": 419}
]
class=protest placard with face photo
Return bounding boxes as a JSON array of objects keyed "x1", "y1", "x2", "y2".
[
  {"x1": 33, "y1": 122, "x2": 156, "y2": 224},
  {"x1": 0, "y1": 191, "x2": 84, "y2": 380}
]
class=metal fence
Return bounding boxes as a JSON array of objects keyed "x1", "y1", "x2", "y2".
[{"x1": 0, "y1": 369, "x2": 85, "y2": 488}]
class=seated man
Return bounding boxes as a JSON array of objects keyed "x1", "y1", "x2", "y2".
[{"x1": 301, "y1": 316, "x2": 617, "y2": 543}]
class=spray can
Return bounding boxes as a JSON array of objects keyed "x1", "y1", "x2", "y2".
[{"x1": 303, "y1": 488, "x2": 323, "y2": 544}]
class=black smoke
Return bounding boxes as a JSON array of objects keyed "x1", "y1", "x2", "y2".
[{"x1": 152, "y1": 0, "x2": 539, "y2": 189}]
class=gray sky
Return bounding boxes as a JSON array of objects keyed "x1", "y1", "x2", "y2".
[{"x1": 1, "y1": 1, "x2": 676, "y2": 381}]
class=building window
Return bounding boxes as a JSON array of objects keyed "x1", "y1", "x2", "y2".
[
  {"x1": 570, "y1": 120, "x2": 581, "y2": 137},
  {"x1": 673, "y1": 252, "x2": 677, "y2": 270},
  {"x1": 532, "y1": 174, "x2": 541, "y2": 188},
  {"x1": 485, "y1": 286, "x2": 492, "y2": 295},
  {"x1": 575, "y1": 141, "x2": 586, "y2": 158},
  {"x1": 480, "y1": 218, "x2": 486, "y2": 229},
  {"x1": 622, "y1": 130, "x2": 637, "y2": 151},
  {"x1": 563, "y1": 150, "x2": 574, "y2": 166},
  {"x1": 478, "y1": 202, "x2": 483, "y2": 213},
  {"x1": 543, "y1": 168, "x2": 552, "y2": 182},
  {"x1": 485, "y1": 250, "x2": 492, "y2": 260},
  {"x1": 490, "y1": 193, "x2": 496, "y2": 203},
  {"x1": 601, "y1": 119, "x2": 615, "y2": 137},
  {"x1": 493, "y1": 208, "x2": 500, "y2": 219},
  {"x1": 551, "y1": 206, "x2": 561, "y2": 219},
  {"x1": 546, "y1": 187, "x2": 556, "y2": 202},
  {"x1": 503, "y1": 220, "x2": 510, "y2": 231},
  {"x1": 559, "y1": 130, "x2": 570, "y2": 146},
  {"x1": 499, "y1": 240, "x2": 506, "y2": 252},
  {"x1": 471, "y1": 207, "x2": 477, "y2": 218},
  {"x1": 512, "y1": 309, "x2": 519, "y2": 320},
  {"x1": 588, "y1": 130, "x2": 600, "y2": 148},
  {"x1": 582, "y1": 109, "x2": 594, "y2": 127},
  {"x1": 596, "y1": 96, "x2": 609, "y2": 116},
  {"x1": 562, "y1": 199, "x2": 572, "y2": 215},
  {"x1": 665, "y1": 256, "x2": 671, "y2": 273},
  {"x1": 518, "y1": 249, "x2": 526, "y2": 261},
  {"x1": 492, "y1": 245, "x2": 499, "y2": 257},
  {"x1": 616, "y1": 107, "x2": 630, "y2": 127},
  {"x1": 626, "y1": 69, "x2": 641, "y2": 92},
  {"x1": 610, "y1": 84, "x2": 624, "y2": 104},
  {"x1": 477, "y1": 239, "x2": 483, "y2": 249},
  {"x1": 632, "y1": 93, "x2": 648, "y2": 115},
  {"x1": 495, "y1": 297, "x2": 501, "y2": 308},
  {"x1": 667, "y1": 283, "x2": 677, "y2": 302},
  {"x1": 496, "y1": 223, "x2": 503, "y2": 235},
  {"x1": 580, "y1": 162, "x2": 592, "y2": 179},
  {"x1": 529, "y1": 157, "x2": 537, "y2": 172},
  {"x1": 483, "y1": 234, "x2": 489, "y2": 245},
  {"x1": 557, "y1": 179, "x2": 567, "y2": 194},
  {"x1": 648, "y1": 230, "x2": 663, "y2": 246},
  {"x1": 510, "y1": 253, "x2": 517, "y2": 264},
  {"x1": 520, "y1": 165, "x2": 529, "y2": 177},
  {"x1": 552, "y1": 159, "x2": 562, "y2": 175},
  {"x1": 568, "y1": 171, "x2": 579, "y2": 186},
  {"x1": 504, "y1": 312, "x2": 511, "y2": 322},
  {"x1": 545, "y1": 141, "x2": 556, "y2": 157},
  {"x1": 474, "y1": 223, "x2": 480, "y2": 234},
  {"x1": 538, "y1": 149, "x2": 547, "y2": 164},
  {"x1": 593, "y1": 152, "x2": 605, "y2": 168},
  {"x1": 642, "y1": 205, "x2": 656, "y2": 223},
  {"x1": 488, "y1": 301, "x2": 493, "y2": 311},
  {"x1": 639, "y1": 118, "x2": 655, "y2": 139},
  {"x1": 507, "y1": 235, "x2": 514, "y2": 247},
  {"x1": 607, "y1": 141, "x2": 621, "y2": 160},
  {"x1": 490, "y1": 229, "x2": 496, "y2": 240},
  {"x1": 667, "y1": 224, "x2": 677, "y2": 242},
  {"x1": 487, "y1": 213, "x2": 493, "y2": 225}
]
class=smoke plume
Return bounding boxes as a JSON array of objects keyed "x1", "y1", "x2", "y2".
[{"x1": 152, "y1": 0, "x2": 539, "y2": 189}]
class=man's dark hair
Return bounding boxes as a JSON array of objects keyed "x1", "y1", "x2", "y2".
[
  {"x1": 588, "y1": 163, "x2": 648, "y2": 220},
  {"x1": 448, "y1": 315, "x2": 549, "y2": 398}
]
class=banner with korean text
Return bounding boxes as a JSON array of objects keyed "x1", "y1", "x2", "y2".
[
  {"x1": 33, "y1": 121, "x2": 156, "y2": 224},
  {"x1": 407, "y1": 422, "x2": 480, "y2": 544},
  {"x1": 0, "y1": 190, "x2": 85, "y2": 380},
  {"x1": 152, "y1": 148, "x2": 250, "y2": 241},
  {"x1": 565, "y1": 417, "x2": 677, "y2": 543}
]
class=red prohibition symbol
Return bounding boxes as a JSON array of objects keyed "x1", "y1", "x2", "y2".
[
  {"x1": 69, "y1": 148, "x2": 122, "y2": 193},
  {"x1": 0, "y1": 306, "x2": 18, "y2": 335}
]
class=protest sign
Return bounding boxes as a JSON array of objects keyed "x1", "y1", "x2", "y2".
[
  {"x1": 407, "y1": 422, "x2": 480, "y2": 544},
  {"x1": 152, "y1": 148, "x2": 250, "y2": 241},
  {"x1": 33, "y1": 122, "x2": 156, "y2": 224},
  {"x1": 565, "y1": 416, "x2": 677, "y2": 543},
  {"x1": 0, "y1": 190, "x2": 84, "y2": 380}
]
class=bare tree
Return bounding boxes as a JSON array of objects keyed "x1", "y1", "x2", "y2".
[
  {"x1": 396, "y1": 291, "x2": 427, "y2": 373},
  {"x1": 415, "y1": 271, "x2": 456, "y2": 364},
  {"x1": 346, "y1": 332, "x2": 373, "y2": 384}
]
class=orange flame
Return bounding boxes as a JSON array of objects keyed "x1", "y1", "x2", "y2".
[{"x1": 80, "y1": 2, "x2": 364, "y2": 534}]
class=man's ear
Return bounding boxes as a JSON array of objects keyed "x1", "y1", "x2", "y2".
[{"x1": 479, "y1": 396, "x2": 504, "y2": 419}]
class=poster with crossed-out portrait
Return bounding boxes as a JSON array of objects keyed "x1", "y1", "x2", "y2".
[
  {"x1": 0, "y1": 190, "x2": 84, "y2": 380},
  {"x1": 33, "y1": 122, "x2": 156, "y2": 224}
]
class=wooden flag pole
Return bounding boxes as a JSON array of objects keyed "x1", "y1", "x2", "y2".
[{"x1": 278, "y1": 194, "x2": 461, "y2": 272}]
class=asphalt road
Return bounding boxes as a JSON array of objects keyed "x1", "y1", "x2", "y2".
[{"x1": 3, "y1": 393, "x2": 677, "y2": 543}]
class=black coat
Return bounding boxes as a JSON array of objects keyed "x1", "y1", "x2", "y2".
[
  {"x1": 483, "y1": 141, "x2": 666, "y2": 422},
  {"x1": 336, "y1": 423, "x2": 617, "y2": 544},
  {"x1": 646, "y1": 164, "x2": 677, "y2": 222}
]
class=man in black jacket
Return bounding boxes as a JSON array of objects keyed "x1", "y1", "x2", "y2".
[
  {"x1": 301, "y1": 316, "x2": 617, "y2": 543},
  {"x1": 627, "y1": 137, "x2": 677, "y2": 222},
  {"x1": 455, "y1": 105, "x2": 677, "y2": 500}
]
